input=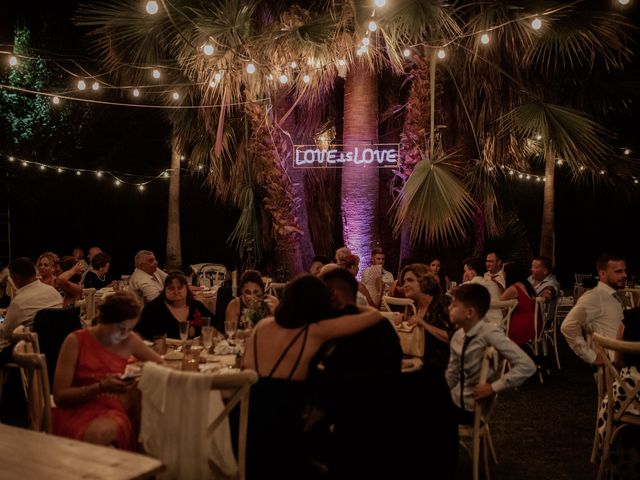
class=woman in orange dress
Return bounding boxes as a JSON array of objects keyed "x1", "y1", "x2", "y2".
[{"x1": 52, "y1": 292, "x2": 162, "y2": 450}]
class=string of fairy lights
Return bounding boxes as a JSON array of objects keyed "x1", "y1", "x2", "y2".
[{"x1": 1, "y1": 0, "x2": 637, "y2": 190}]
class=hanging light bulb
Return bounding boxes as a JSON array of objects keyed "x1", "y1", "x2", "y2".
[
  {"x1": 8, "y1": 156, "x2": 15, "y2": 162},
  {"x1": 203, "y1": 44, "x2": 214, "y2": 56},
  {"x1": 39, "y1": 164, "x2": 45, "y2": 170},
  {"x1": 214, "y1": 72, "x2": 222, "y2": 82},
  {"x1": 437, "y1": 49, "x2": 446, "y2": 59},
  {"x1": 480, "y1": 33, "x2": 490, "y2": 45},
  {"x1": 290, "y1": 61, "x2": 298, "y2": 69},
  {"x1": 145, "y1": 1, "x2": 159, "y2": 14},
  {"x1": 279, "y1": 74, "x2": 288, "y2": 84},
  {"x1": 267, "y1": 73, "x2": 274, "y2": 81},
  {"x1": 115, "y1": 179, "x2": 121, "y2": 186},
  {"x1": 368, "y1": 21, "x2": 378, "y2": 32},
  {"x1": 138, "y1": 184, "x2": 145, "y2": 191},
  {"x1": 77, "y1": 80, "x2": 86, "y2": 90},
  {"x1": 22, "y1": 161, "x2": 28, "y2": 167},
  {"x1": 52, "y1": 96, "x2": 60, "y2": 105},
  {"x1": 132, "y1": 89, "x2": 140, "y2": 97},
  {"x1": 76, "y1": 170, "x2": 82, "y2": 176},
  {"x1": 57, "y1": 167, "x2": 63, "y2": 173},
  {"x1": 92, "y1": 82, "x2": 100, "y2": 91},
  {"x1": 96, "y1": 171, "x2": 103, "y2": 177},
  {"x1": 403, "y1": 49, "x2": 411, "y2": 58},
  {"x1": 152, "y1": 69, "x2": 161, "y2": 79},
  {"x1": 246, "y1": 63, "x2": 256, "y2": 74},
  {"x1": 303, "y1": 74, "x2": 311, "y2": 83},
  {"x1": 374, "y1": 0, "x2": 386, "y2": 6},
  {"x1": 362, "y1": 37, "x2": 370, "y2": 46},
  {"x1": 9, "y1": 56, "x2": 18, "y2": 66},
  {"x1": 163, "y1": 171, "x2": 170, "y2": 177},
  {"x1": 624, "y1": 148, "x2": 631, "y2": 155},
  {"x1": 618, "y1": 0, "x2": 630, "y2": 5},
  {"x1": 531, "y1": 18, "x2": 542, "y2": 30},
  {"x1": 172, "y1": 91, "x2": 180, "y2": 100},
  {"x1": 338, "y1": 59, "x2": 346, "y2": 66}
]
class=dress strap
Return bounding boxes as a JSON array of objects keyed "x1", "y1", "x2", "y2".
[
  {"x1": 286, "y1": 326, "x2": 309, "y2": 381},
  {"x1": 267, "y1": 325, "x2": 309, "y2": 378}
]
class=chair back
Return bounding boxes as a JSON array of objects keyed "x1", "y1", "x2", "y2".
[
  {"x1": 12, "y1": 339, "x2": 52, "y2": 433},
  {"x1": 488, "y1": 299, "x2": 518, "y2": 331},
  {"x1": 80, "y1": 288, "x2": 97, "y2": 326},
  {"x1": 32, "y1": 306, "x2": 82, "y2": 388},
  {"x1": 591, "y1": 334, "x2": 640, "y2": 479},
  {"x1": 574, "y1": 273, "x2": 594, "y2": 286},
  {"x1": 195, "y1": 263, "x2": 227, "y2": 288},
  {"x1": 619, "y1": 288, "x2": 640, "y2": 309}
]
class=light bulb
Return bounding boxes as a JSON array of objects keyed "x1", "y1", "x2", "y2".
[
  {"x1": 403, "y1": 49, "x2": 411, "y2": 58},
  {"x1": 368, "y1": 21, "x2": 378, "y2": 32},
  {"x1": 76, "y1": 170, "x2": 82, "y2": 176},
  {"x1": 8, "y1": 156, "x2": 15, "y2": 162},
  {"x1": 246, "y1": 63, "x2": 256, "y2": 74},
  {"x1": 52, "y1": 96, "x2": 60, "y2": 105},
  {"x1": 138, "y1": 184, "x2": 145, "y2": 191},
  {"x1": 172, "y1": 91, "x2": 179, "y2": 100},
  {"x1": 480, "y1": 33, "x2": 490, "y2": 45},
  {"x1": 624, "y1": 148, "x2": 631, "y2": 155},
  {"x1": 214, "y1": 72, "x2": 222, "y2": 82},
  {"x1": 362, "y1": 37, "x2": 370, "y2": 46},
  {"x1": 9, "y1": 56, "x2": 18, "y2": 66},
  {"x1": 209, "y1": 81, "x2": 216, "y2": 88},
  {"x1": 531, "y1": 18, "x2": 542, "y2": 30},
  {"x1": 556, "y1": 159, "x2": 563, "y2": 166},
  {"x1": 97, "y1": 171, "x2": 103, "y2": 177},
  {"x1": 437, "y1": 49, "x2": 446, "y2": 59},
  {"x1": 163, "y1": 171, "x2": 169, "y2": 177},
  {"x1": 203, "y1": 44, "x2": 214, "y2": 56},
  {"x1": 145, "y1": 1, "x2": 159, "y2": 14},
  {"x1": 338, "y1": 59, "x2": 346, "y2": 66},
  {"x1": 267, "y1": 74, "x2": 274, "y2": 80},
  {"x1": 535, "y1": 134, "x2": 542, "y2": 140},
  {"x1": 618, "y1": 0, "x2": 630, "y2": 5},
  {"x1": 152, "y1": 69, "x2": 161, "y2": 79},
  {"x1": 279, "y1": 74, "x2": 288, "y2": 84},
  {"x1": 133, "y1": 89, "x2": 140, "y2": 97},
  {"x1": 115, "y1": 180, "x2": 121, "y2": 186},
  {"x1": 92, "y1": 82, "x2": 100, "y2": 91},
  {"x1": 22, "y1": 161, "x2": 28, "y2": 167},
  {"x1": 57, "y1": 167, "x2": 62, "y2": 173},
  {"x1": 180, "y1": 155, "x2": 185, "y2": 161},
  {"x1": 303, "y1": 74, "x2": 310, "y2": 83},
  {"x1": 77, "y1": 80, "x2": 86, "y2": 90},
  {"x1": 374, "y1": 0, "x2": 386, "y2": 6},
  {"x1": 290, "y1": 61, "x2": 298, "y2": 69},
  {"x1": 39, "y1": 164, "x2": 45, "y2": 170}
]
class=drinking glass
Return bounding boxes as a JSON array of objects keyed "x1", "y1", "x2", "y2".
[
  {"x1": 201, "y1": 326, "x2": 214, "y2": 352},
  {"x1": 224, "y1": 319, "x2": 238, "y2": 341},
  {"x1": 178, "y1": 321, "x2": 189, "y2": 342},
  {"x1": 201, "y1": 316, "x2": 211, "y2": 328}
]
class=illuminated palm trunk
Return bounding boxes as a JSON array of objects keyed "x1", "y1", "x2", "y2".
[
  {"x1": 340, "y1": 60, "x2": 379, "y2": 269},
  {"x1": 165, "y1": 128, "x2": 182, "y2": 270},
  {"x1": 540, "y1": 153, "x2": 555, "y2": 263}
]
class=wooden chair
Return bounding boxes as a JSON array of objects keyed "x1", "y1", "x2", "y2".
[
  {"x1": 619, "y1": 288, "x2": 640, "y2": 309},
  {"x1": 140, "y1": 366, "x2": 258, "y2": 480},
  {"x1": 488, "y1": 299, "x2": 518, "y2": 332},
  {"x1": 80, "y1": 288, "x2": 97, "y2": 326},
  {"x1": 591, "y1": 334, "x2": 640, "y2": 480},
  {"x1": 196, "y1": 263, "x2": 227, "y2": 288},
  {"x1": 12, "y1": 339, "x2": 52, "y2": 433},
  {"x1": 574, "y1": 273, "x2": 594, "y2": 286},
  {"x1": 459, "y1": 346, "x2": 503, "y2": 480}
]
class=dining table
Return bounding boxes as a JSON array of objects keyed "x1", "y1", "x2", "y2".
[{"x1": 0, "y1": 423, "x2": 164, "y2": 480}]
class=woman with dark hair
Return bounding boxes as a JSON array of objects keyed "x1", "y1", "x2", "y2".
[
  {"x1": 242, "y1": 274, "x2": 386, "y2": 479},
  {"x1": 501, "y1": 261, "x2": 537, "y2": 346},
  {"x1": 83, "y1": 253, "x2": 114, "y2": 290},
  {"x1": 401, "y1": 266, "x2": 455, "y2": 372},
  {"x1": 136, "y1": 271, "x2": 219, "y2": 340},
  {"x1": 53, "y1": 292, "x2": 162, "y2": 450},
  {"x1": 428, "y1": 256, "x2": 450, "y2": 290},
  {"x1": 225, "y1": 269, "x2": 278, "y2": 327}
]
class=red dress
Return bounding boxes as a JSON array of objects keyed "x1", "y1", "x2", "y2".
[
  {"x1": 508, "y1": 284, "x2": 535, "y2": 346},
  {"x1": 52, "y1": 329, "x2": 135, "y2": 450}
]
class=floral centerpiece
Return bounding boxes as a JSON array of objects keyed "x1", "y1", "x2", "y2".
[{"x1": 240, "y1": 298, "x2": 269, "y2": 329}]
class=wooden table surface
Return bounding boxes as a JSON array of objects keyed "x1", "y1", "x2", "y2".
[{"x1": 0, "y1": 423, "x2": 164, "y2": 480}]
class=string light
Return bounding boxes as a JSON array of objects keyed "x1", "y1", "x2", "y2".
[
  {"x1": 279, "y1": 74, "x2": 288, "y2": 84},
  {"x1": 115, "y1": 180, "x2": 121, "y2": 186},
  {"x1": 76, "y1": 170, "x2": 82, "y2": 176},
  {"x1": 290, "y1": 61, "x2": 298, "y2": 69},
  {"x1": 531, "y1": 18, "x2": 542, "y2": 30},
  {"x1": 39, "y1": 164, "x2": 45, "y2": 170},
  {"x1": 480, "y1": 33, "x2": 490, "y2": 45},
  {"x1": 145, "y1": 1, "x2": 159, "y2": 15},
  {"x1": 138, "y1": 184, "x2": 145, "y2": 191},
  {"x1": 91, "y1": 82, "x2": 100, "y2": 91},
  {"x1": 152, "y1": 69, "x2": 161, "y2": 79},
  {"x1": 246, "y1": 63, "x2": 256, "y2": 74},
  {"x1": 368, "y1": 21, "x2": 378, "y2": 32},
  {"x1": 624, "y1": 148, "x2": 631, "y2": 155},
  {"x1": 437, "y1": 49, "x2": 446, "y2": 59},
  {"x1": 9, "y1": 56, "x2": 18, "y2": 66},
  {"x1": 213, "y1": 72, "x2": 222, "y2": 82},
  {"x1": 171, "y1": 91, "x2": 179, "y2": 100},
  {"x1": 362, "y1": 38, "x2": 370, "y2": 46},
  {"x1": 57, "y1": 167, "x2": 63, "y2": 173},
  {"x1": 374, "y1": 0, "x2": 386, "y2": 7},
  {"x1": 52, "y1": 96, "x2": 60, "y2": 105},
  {"x1": 132, "y1": 89, "x2": 140, "y2": 97},
  {"x1": 202, "y1": 44, "x2": 214, "y2": 56},
  {"x1": 303, "y1": 74, "x2": 311, "y2": 83},
  {"x1": 403, "y1": 49, "x2": 411, "y2": 58},
  {"x1": 96, "y1": 171, "x2": 103, "y2": 177},
  {"x1": 618, "y1": 0, "x2": 630, "y2": 5},
  {"x1": 77, "y1": 80, "x2": 86, "y2": 90},
  {"x1": 556, "y1": 159, "x2": 563, "y2": 166}
]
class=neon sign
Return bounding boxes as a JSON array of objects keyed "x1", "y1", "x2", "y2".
[{"x1": 293, "y1": 143, "x2": 400, "y2": 168}]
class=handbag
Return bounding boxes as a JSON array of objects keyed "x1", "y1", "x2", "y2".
[{"x1": 395, "y1": 322, "x2": 425, "y2": 358}]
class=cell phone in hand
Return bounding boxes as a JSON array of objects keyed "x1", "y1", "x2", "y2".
[{"x1": 119, "y1": 364, "x2": 143, "y2": 379}]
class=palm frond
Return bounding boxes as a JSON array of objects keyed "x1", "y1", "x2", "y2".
[{"x1": 392, "y1": 149, "x2": 477, "y2": 246}]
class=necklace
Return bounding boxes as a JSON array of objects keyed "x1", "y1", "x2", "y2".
[{"x1": 95, "y1": 272, "x2": 106, "y2": 282}]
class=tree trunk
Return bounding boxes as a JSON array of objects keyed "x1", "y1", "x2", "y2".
[
  {"x1": 341, "y1": 60, "x2": 379, "y2": 271},
  {"x1": 276, "y1": 96, "x2": 315, "y2": 272},
  {"x1": 165, "y1": 131, "x2": 182, "y2": 270},
  {"x1": 539, "y1": 154, "x2": 555, "y2": 263}
]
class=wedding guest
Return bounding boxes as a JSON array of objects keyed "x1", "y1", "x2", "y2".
[
  {"x1": 225, "y1": 270, "x2": 278, "y2": 327},
  {"x1": 528, "y1": 256, "x2": 561, "y2": 302},
  {"x1": 83, "y1": 253, "x2": 114, "y2": 290},
  {"x1": 56, "y1": 255, "x2": 85, "y2": 307},
  {"x1": 501, "y1": 261, "x2": 536, "y2": 346},
  {"x1": 361, "y1": 247, "x2": 395, "y2": 308},
  {"x1": 428, "y1": 256, "x2": 450, "y2": 290},
  {"x1": 136, "y1": 271, "x2": 219, "y2": 340},
  {"x1": 309, "y1": 255, "x2": 332, "y2": 276},
  {"x1": 337, "y1": 254, "x2": 375, "y2": 306},
  {"x1": 242, "y1": 274, "x2": 386, "y2": 479},
  {"x1": 73, "y1": 247, "x2": 90, "y2": 273},
  {"x1": 446, "y1": 283, "x2": 536, "y2": 425},
  {"x1": 52, "y1": 292, "x2": 162, "y2": 450},
  {"x1": 561, "y1": 253, "x2": 627, "y2": 365},
  {"x1": 129, "y1": 250, "x2": 167, "y2": 303},
  {"x1": 484, "y1": 251, "x2": 506, "y2": 294},
  {"x1": 36, "y1": 251, "x2": 59, "y2": 287},
  {"x1": 461, "y1": 257, "x2": 502, "y2": 325}
]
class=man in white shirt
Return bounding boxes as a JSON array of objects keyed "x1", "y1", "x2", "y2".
[
  {"x1": 0, "y1": 257, "x2": 63, "y2": 360},
  {"x1": 483, "y1": 251, "x2": 506, "y2": 294},
  {"x1": 361, "y1": 248, "x2": 394, "y2": 307},
  {"x1": 129, "y1": 250, "x2": 168, "y2": 303},
  {"x1": 528, "y1": 256, "x2": 561, "y2": 302},
  {"x1": 561, "y1": 253, "x2": 627, "y2": 365},
  {"x1": 461, "y1": 257, "x2": 502, "y2": 325}
]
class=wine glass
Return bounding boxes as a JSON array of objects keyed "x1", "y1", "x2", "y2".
[
  {"x1": 201, "y1": 326, "x2": 214, "y2": 352},
  {"x1": 224, "y1": 319, "x2": 238, "y2": 342},
  {"x1": 178, "y1": 321, "x2": 189, "y2": 348}
]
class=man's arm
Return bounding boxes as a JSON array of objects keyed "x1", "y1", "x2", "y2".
[
  {"x1": 560, "y1": 301, "x2": 598, "y2": 364},
  {"x1": 485, "y1": 330, "x2": 536, "y2": 394}
]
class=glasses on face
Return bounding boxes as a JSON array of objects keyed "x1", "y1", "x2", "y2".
[{"x1": 242, "y1": 289, "x2": 262, "y2": 297}]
